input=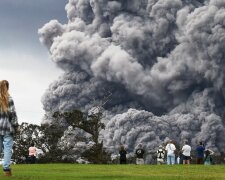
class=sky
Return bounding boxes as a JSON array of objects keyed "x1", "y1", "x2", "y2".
[{"x1": 0, "y1": 0, "x2": 68, "y2": 125}]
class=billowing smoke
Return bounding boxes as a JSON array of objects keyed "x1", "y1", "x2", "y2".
[
  {"x1": 39, "y1": 0, "x2": 225, "y2": 161},
  {"x1": 58, "y1": 126, "x2": 93, "y2": 163}
]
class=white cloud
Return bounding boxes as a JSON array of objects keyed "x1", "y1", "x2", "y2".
[{"x1": 0, "y1": 49, "x2": 62, "y2": 125}]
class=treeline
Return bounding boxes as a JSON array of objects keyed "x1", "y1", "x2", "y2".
[
  {"x1": 12, "y1": 109, "x2": 225, "y2": 164},
  {"x1": 13, "y1": 109, "x2": 111, "y2": 164}
]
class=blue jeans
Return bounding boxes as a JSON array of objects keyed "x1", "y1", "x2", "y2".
[
  {"x1": 0, "y1": 135, "x2": 13, "y2": 170},
  {"x1": 167, "y1": 154, "x2": 175, "y2": 165}
]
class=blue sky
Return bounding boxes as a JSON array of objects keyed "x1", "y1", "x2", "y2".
[{"x1": 0, "y1": 0, "x2": 68, "y2": 124}]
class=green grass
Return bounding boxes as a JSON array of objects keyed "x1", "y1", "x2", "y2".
[{"x1": 1, "y1": 164, "x2": 225, "y2": 179}]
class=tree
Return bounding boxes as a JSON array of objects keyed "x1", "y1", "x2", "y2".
[
  {"x1": 13, "y1": 123, "x2": 44, "y2": 163},
  {"x1": 37, "y1": 123, "x2": 65, "y2": 163},
  {"x1": 53, "y1": 110, "x2": 104, "y2": 144},
  {"x1": 53, "y1": 109, "x2": 111, "y2": 164},
  {"x1": 13, "y1": 122, "x2": 65, "y2": 163}
]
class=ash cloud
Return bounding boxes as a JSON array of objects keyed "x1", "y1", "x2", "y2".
[{"x1": 39, "y1": 0, "x2": 225, "y2": 161}]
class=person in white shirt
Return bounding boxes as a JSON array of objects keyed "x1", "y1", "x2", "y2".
[
  {"x1": 165, "y1": 140, "x2": 176, "y2": 165},
  {"x1": 181, "y1": 141, "x2": 191, "y2": 164}
]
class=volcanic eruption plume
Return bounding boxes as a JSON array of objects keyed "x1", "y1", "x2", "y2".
[{"x1": 39, "y1": 0, "x2": 225, "y2": 161}]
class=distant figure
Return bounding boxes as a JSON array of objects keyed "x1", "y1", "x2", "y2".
[
  {"x1": 28, "y1": 143, "x2": 37, "y2": 164},
  {"x1": 165, "y1": 140, "x2": 176, "y2": 165},
  {"x1": 196, "y1": 142, "x2": 205, "y2": 164},
  {"x1": 181, "y1": 141, "x2": 191, "y2": 164},
  {"x1": 177, "y1": 150, "x2": 184, "y2": 164},
  {"x1": 157, "y1": 145, "x2": 165, "y2": 165},
  {"x1": 204, "y1": 149, "x2": 214, "y2": 165},
  {"x1": 0, "y1": 80, "x2": 19, "y2": 176},
  {"x1": 135, "y1": 144, "x2": 145, "y2": 165},
  {"x1": 119, "y1": 145, "x2": 127, "y2": 164}
]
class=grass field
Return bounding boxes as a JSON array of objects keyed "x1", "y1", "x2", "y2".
[{"x1": 1, "y1": 164, "x2": 225, "y2": 179}]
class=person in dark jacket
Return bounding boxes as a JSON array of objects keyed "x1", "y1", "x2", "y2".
[
  {"x1": 135, "y1": 144, "x2": 145, "y2": 165},
  {"x1": 0, "y1": 80, "x2": 19, "y2": 176},
  {"x1": 119, "y1": 145, "x2": 127, "y2": 164},
  {"x1": 196, "y1": 141, "x2": 205, "y2": 164}
]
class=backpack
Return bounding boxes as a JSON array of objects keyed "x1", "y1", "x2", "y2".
[{"x1": 157, "y1": 149, "x2": 164, "y2": 159}]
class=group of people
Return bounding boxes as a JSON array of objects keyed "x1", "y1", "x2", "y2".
[
  {"x1": 119, "y1": 144, "x2": 145, "y2": 165},
  {"x1": 119, "y1": 140, "x2": 215, "y2": 165},
  {"x1": 158, "y1": 140, "x2": 214, "y2": 165}
]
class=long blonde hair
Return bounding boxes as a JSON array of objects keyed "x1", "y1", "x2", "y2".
[{"x1": 0, "y1": 80, "x2": 9, "y2": 112}]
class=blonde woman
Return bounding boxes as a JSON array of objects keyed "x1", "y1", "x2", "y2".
[{"x1": 0, "y1": 80, "x2": 18, "y2": 176}]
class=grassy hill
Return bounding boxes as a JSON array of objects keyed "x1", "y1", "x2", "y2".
[{"x1": 2, "y1": 164, "x2": 225, "y2": 179}]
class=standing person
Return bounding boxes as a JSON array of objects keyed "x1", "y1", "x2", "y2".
[
  {"x1": 165, "y1": 140, "x2": 176, "y2": 165},
  {"x1": 204, "y1": 149, "x2": 214, "y2": 165},
  {"x1": 157, "y1": 145, "x2": 165, "y2": 165},
  {"x1": 181, "y1": 141, "x2": 191, "y2": 164},
  {"x1": 196, "y1": 141, "x2": 205, "y2": 164},
  {"x1": 0, "y1": 80, "x2": 18, "y2": 176},
  {"x1": 177, "y1": 150, "x2": 184, "y2": 164},
  {"x1": 28, "y1": 143, "x2": 37, "y2": 164},
  {"x1": 119, "y1": 145, "x2": 127, "y2": 164},
  {"x1": 135, "y1": 144, "x2": 145, "y2": 165}
]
